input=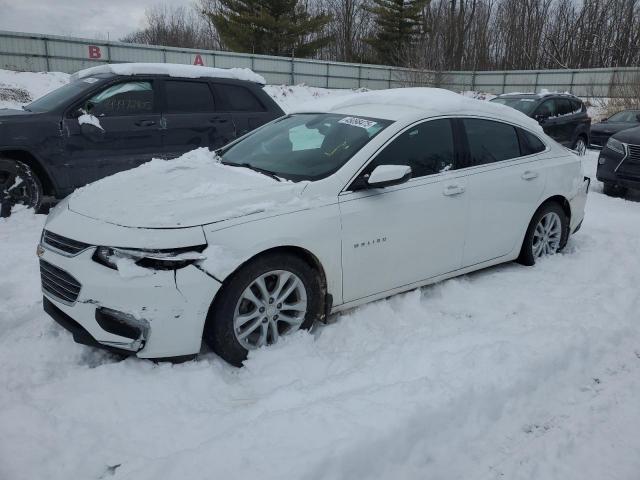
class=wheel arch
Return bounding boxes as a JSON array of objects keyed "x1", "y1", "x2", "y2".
[
  {"x1": 538, "y1": 194, "x2": 571, "y2": 223},
  {"x1": 207, "y1": 244, "x2": 329, "y2": 314},
  {"x1": 0, "y1": 148, "x2": 58, "y2": 197}
]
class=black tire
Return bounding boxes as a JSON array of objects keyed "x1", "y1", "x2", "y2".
[
  {"x1": 0, "y1": 158, "x2": 43, "y2": 218},
  {"x1": 572, "y1": 135, "x2": 588, "y2": 156},
  {"x1": 517, "y1": 201, "x2": 569, "y2": 266},
  {"x1": 203, "y1": 253, "x2": 323, "y2": 367},
  {"x1": 602, "y1": 182, "x2": 627, "y2": 197}
]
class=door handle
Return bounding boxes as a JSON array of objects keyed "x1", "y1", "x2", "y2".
[
  {"x1": 443, "y1": 184, "x2": 465, "y2": 196},
  {"x1": 521, "y1": 170, "x2": 539, "y2": 180},
  {"x1": 135, "y1": 120, "x2": 157, "y2": 127}
]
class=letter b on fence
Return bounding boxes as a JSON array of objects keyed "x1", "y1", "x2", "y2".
[{"x1": 88, "y1": 46, "x2": 102, "y2": 59}]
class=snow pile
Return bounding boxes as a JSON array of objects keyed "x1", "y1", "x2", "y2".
[
  {"x1": 263, "y1": 84, "x2": 366, "y2": 113},
  {"x1": 71, "y1": 63, "x2": 266, "y2": 85},
  {"x1": 2, "y1": 153, "x2": 640, "y2": 480},
  {"x1": 66, "y1": 148, "x2": 307, "y2": 228},
  {"x1": 0, "y1": 69, "x2": 69, "y2": 109}
]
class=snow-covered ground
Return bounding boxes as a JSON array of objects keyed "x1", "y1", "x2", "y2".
[{"x1": 1, "y1": 70, "x2": 640, "y2": 480}]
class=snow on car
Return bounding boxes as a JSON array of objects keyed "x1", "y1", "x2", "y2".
[{"x1": 37, "y1": 87, "x2": 588, "y2": 366}]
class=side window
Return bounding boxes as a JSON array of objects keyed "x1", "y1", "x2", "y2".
[
  {"x1": 215, "y1": 84, "x2": 265, "y2": 112},
  {"x1": 366, "y1": 119, "x2": 455, "y2": 178},
  {"x1": 570, "y1": 99, "x2": 583, "y2": 114},
  {"x1": 556, "y1": 98, "x2": 573, "y2": 117},
  {"x1": 87, "y1": 81, "x2": 153, "y2": 116},
  {"x1": 463, "y1": 118, "x2": 520, "y2": 165},
  {"x1": 518, "y1": 128, "x2": 546, "y2": 155},
  {"x1": 535, "y1": 100, "x2": 556, "y2": 118},
  {"x1": 165, "y1": 81, "x2": 215, "y2": 113}
]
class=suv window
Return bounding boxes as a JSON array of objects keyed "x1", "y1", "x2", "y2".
[
  {"x1": 518, "y1": 128, "x2": 546, "y2": 155},
  {"x1": 165, "y1": 81, "x2": 215, "y2": 113},
  {"x1": 556, "y1": 98, "x2": 573, "y2": 117},
  {"x1": 535, "y1": 100, "x2": 556, "y2": 118},
  {"x1": 366, "y1": 119, "x2": 455, "y2": 178},
  {"x1": 215, "y1": 84, "x2": 265, "y2": 111},
  {"x1": 570, "y1": 99, "x2": 583, "y2": 114},
  {"x1": 87, "y1": 81, "x2": 153, "y2": 116},
  {"x1": 463, "y1": 119, "x2": 520, "y2": 165}
]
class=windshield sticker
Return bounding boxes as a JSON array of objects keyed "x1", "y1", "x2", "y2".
[
  {"x1": 339, "y1": 116, "x2": 378, "y2": 129},
  {"x1": 82, "y1": 78, "x2": 99, "y2": 84}
]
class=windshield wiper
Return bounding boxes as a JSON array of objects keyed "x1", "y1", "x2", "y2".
[{"x1": 224, "y1": 162, "x2": 282, "y2": 182}]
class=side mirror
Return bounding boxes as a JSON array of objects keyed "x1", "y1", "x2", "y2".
[
  {"x1": 367, "y1": 165, "x2": 412, "y2": 188},
  {"x1": 80, "y1": 120, "x2": 105, "y2": 141}
]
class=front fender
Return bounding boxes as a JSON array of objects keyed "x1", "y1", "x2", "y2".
[{"x1": 200, "y1": 203, "x2": 343, "y2": 305}]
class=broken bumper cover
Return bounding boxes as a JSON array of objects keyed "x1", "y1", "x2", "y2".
[{"x1": 39, "y1": 246, "x2": 221, "y2": 358}]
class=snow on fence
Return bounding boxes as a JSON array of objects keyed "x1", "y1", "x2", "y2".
[{"x1": 1, "y1": 29, "x2": 639, "y2": 97}]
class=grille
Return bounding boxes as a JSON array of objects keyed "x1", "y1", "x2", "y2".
[
  {"x1": 627, "y1": 144, "x2": 640, "y2": 162},
  {"x1": 40, "y1": 259, "x2": 82, "y2": 305},
  {"x1": 42, "y1": 230, "x2": 91, "y2": 256}
]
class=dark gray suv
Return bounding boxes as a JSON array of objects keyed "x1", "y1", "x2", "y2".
[
  {"x1": 0, "y1": 65, "x2": 284, "y2": 217},
  {"x1": 490, "y1": 93, "x2": 591, "y2": 155}
]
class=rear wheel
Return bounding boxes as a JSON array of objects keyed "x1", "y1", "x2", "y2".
[
  {"x1": 518, "y1": 202, "x2": 568, "y2": 266},
  {"x1": 602, "y1": 182, "x2": 627, "y2": 197},
  {"x1": 0, "y1": 158, "x2": 43, "y2": 218},
  {"x1": 573, "y1": 135, "x2": 587, "y2": 156},
  {"x1": 203, "y1": 253, "x2": 323, "y2": 367}
]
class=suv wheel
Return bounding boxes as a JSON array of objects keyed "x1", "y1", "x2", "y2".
[
  {"x1": 602, "y1": 182, "x2": 627, "y2": 197},
  {"x1": 203, "y1": 253, "x2": 323, "y2": 366},
  {"x1": 518, "y1": 202, "x2": 569, "y2": 266},
  {"x1": 0, "y1": 159, "x2": 43, "y2": 218},
  {"x1": 573, "y1": 136, "x2": 587, "y2": 156}
]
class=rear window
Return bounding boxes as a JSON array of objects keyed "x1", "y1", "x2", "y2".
[
  {"x1": 215, "y1": 84, "x2": 265, "y2": 112},
  {"x1": 165, "y1": 81, "x2": 215, "y2": 113},
  {"x1": 463, "y1": 119, "x2": 521, "y2": 165},
  {"x1": 518, "y1": 129, "x2": 546, "y2": 155}
]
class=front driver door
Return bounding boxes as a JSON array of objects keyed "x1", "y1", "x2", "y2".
[
  {"x1": 62, "y1": 79, "x2": 163, "y2": 188},
  {"x1": 535, "y1": 99, "x2": 563, "y2": 143},
  {"x1": 339, "y1": 118, "x2": 468, "y2": 303}
]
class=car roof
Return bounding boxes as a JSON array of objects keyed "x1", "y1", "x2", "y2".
[
  {"x1": 70, "y1": 63, "x2": 266, "y2": 84},
  {"x1": 290, "y1": 87, "x2": 544, "y2": 132},
  {"x1": 496, "y1": 91, "x2": 580, "y2": 100}
]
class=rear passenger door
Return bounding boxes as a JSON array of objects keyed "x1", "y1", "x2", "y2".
[
  {"x1": 460, "y1": 118, "x2": 547, "y2": 267},
  {"x1": 160, "y1": 79, "x2": 236, "y2": 159},
  {"x1": 212, "y1": 82, "x2": 274, "y2": 137}
]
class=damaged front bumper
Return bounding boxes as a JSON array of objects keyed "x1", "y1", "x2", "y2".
[{"x1": 39, "y1": 246, "x2": 221, "y2": 359}]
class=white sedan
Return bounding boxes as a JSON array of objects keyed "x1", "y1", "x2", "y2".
[{"x1": 38, "y1": 88, "x2": 589, "y2": 366}]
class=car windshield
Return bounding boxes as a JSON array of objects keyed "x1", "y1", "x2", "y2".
[
  {"x1": 608, "y1": 110, "x2": 640, "y2": 123},
  {"x1": 490, "y1": 97, "x2": 538, "y2": 115},
  {"x1": 24, "y1": 78, "x2": 99, "y2": 112},
  {"x1": 220, "y1": 113, "x2": 392, "y2": 181}
]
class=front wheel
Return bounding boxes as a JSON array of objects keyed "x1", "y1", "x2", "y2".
[
  {"x1": 518, "y1": 202, "x2": 569, "y2": 266},
  {"x1": 203, "y1": 253, "x2": 323, "y2": 366},
  {"x1": 0, "y1": 159, "x2": 43, "y2": 218}
]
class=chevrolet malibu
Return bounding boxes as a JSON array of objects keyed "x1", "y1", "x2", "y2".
[{"x1": 39, "y1": 88, "x2": 589, "y2": 366}]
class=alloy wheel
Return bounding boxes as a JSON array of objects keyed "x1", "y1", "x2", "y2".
[
  {"x1": 233, "y1": 270, "x2": 308, "y2": 350},
  {"x1": 531, "y1": 212, "x2": 562, "y2": 258},
  {"x1": 574, "y1": 137, "x2": 587, "y2": 156}
]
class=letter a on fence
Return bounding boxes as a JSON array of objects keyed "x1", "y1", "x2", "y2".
[{"x1": 193, "y1": 54, "x2": 204, "y2": 66}]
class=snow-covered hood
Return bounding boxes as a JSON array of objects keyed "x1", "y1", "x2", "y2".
[{"x1": 67, "y1": 148, "x2": 308, "y2": 229}]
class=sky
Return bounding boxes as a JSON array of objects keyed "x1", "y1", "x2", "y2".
[{"x1": 0, "y1": 0, "x2": 193, "y2": 41}]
